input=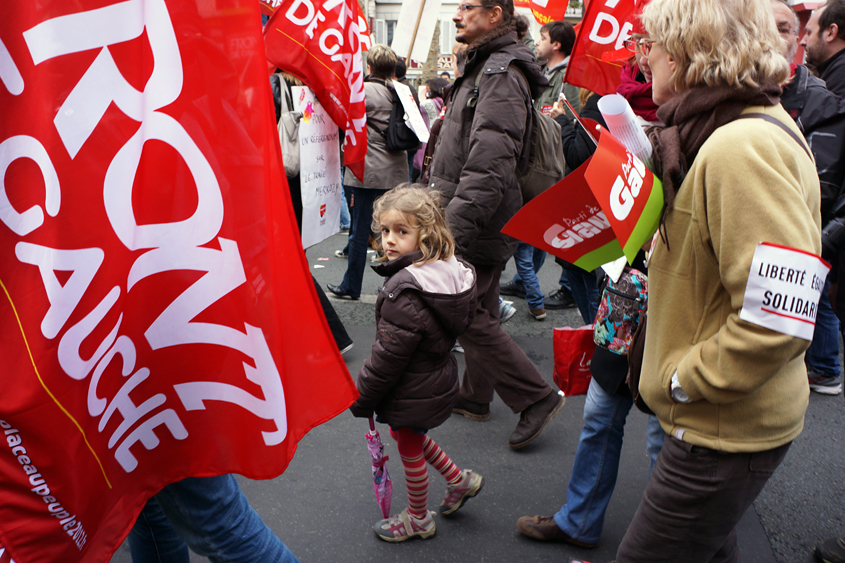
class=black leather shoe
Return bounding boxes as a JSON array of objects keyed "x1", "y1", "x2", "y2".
[
  {"x1": 326, "y1": 283, "x2": 359, "y2": 300},
  {"x1": 452, "y1": 395, "x2": 491, "y2": 422},
  {"x1": 500, "y1": 280, "x2": 526, "y2": 298},
  {"x1": 544, "y1": 286, "x2": 577, "y2": 310},
  {"x1": 516, "y1": 515, "x2": 598, "y2": 547},
  {"x1": 509, "y1": 392, "x2": 565, "y2": 449}
]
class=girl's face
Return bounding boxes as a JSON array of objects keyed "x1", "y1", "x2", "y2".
[{"x1": 380, "y1": 209, "x2": 420, "y2": 260}]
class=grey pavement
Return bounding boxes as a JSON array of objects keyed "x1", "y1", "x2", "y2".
[{"x1": 111, "y1": 231, "x2": 845, "y2": 563}]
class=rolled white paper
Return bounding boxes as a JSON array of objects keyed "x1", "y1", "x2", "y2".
[{"x1": 597, "y1": 94, "x2": 653, "y2": 166}]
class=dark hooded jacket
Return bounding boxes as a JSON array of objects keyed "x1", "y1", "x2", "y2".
[
  {"x1": 427, "y1": 28, "x2": 548, "y2": 266},
  {"x1": 816, "y1": 46, "x2": 845, "y2": 98},
  {"x1": 350, "y1": 251, "x2": 477, "y2": 429},
  {"x1": 781, "y1": 64, "x2": 845, "y2": 224}
]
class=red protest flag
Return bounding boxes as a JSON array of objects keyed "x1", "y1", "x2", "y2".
[
  {"x1": 584, "y1": 132, "x2": 663, "y2": 263},
  {"x1": 529, "y1": 0, "x2": 570, "y2": 25},
  {"x1": 0, "y1": 1, "x2": 357, "y2": 562},
  {"x1": 564, "y1": 0, "x2": 635, "y2": 96},
  {"x1": 502, "y1": 161, "x2": 624, "y2": 271},
  {"x1": 502, "y1": 128, "x2": 663, "y2": 271},
  {"x1": 264, "y1": 0, "x2": 370, "y2": 181}
]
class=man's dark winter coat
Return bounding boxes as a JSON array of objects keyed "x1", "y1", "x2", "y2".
[
  {"x1": 782, "y1": 64, "x2": 845, "y2": 222},
  {"x1": 427, "y1": 28, "x2": 548, "y2": 267},
  {"x1": 817, "y1": 46, "x2": 845, "y2": 98}
]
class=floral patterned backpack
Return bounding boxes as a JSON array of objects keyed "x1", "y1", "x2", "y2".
[{"x1": 593, "y1": 267, "x2": 648, "y2": 356}]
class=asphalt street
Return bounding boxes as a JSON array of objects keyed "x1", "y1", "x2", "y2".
[{"x1": 111, "y1": 231, "x2": 845, "y2": 563}]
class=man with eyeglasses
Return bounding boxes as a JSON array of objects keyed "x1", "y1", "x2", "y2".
[{"x1": 426, "y1": 0, "x2": 567, "y2": 449}]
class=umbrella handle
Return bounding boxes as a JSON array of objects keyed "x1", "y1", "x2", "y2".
[{"x1": 368, "y1": 417, "x2": 375, "y2": 432}]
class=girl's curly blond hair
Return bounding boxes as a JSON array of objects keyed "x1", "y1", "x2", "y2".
[{"x1": 371, "y1": 184, "x2": 456, "y2": 265}]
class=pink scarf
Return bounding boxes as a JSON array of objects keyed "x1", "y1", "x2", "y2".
[{"x1": 616, "y1": 64, "x2": 659, "y2": 122}]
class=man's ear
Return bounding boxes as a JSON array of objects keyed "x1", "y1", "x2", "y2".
[
  {"x1": 552, "y1": 41, "x2": 562, "y2": 53},
  {"x1": 825, "y1": 23, "x2": 839, "y2": 43},
  {"x1": 489, "y1": 5, "x2": 503, "y2": 25}
]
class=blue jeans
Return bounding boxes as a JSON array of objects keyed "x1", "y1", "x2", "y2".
[
  {"x1": 553, "y1": 379, "x2": 663, "y2": 544},
  {"x1": 128, "y1": 475, "x2": 299, "y2": 563},
  {"x1": 805, "y1": 276, "x2": 841, "y2": 378},
  {"x1": 337, "y1": 187, "x2": 378, "y2": 298},
  {"x1": 339, "y1": 186, "x2": 351, "y2": 230},
  {"x1": 561, "y1": 269, "x2": 599, "y2": 325},
  {"x1": 512, "y1": 243, "x2": 547, "y2": 310}
]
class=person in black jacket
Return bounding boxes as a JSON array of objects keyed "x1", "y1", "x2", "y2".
[
  {"x1": 801, "y1": 0, "x2": 845, "y2": 98},
  {"x1": 774, "y1": 0, "x2": 845, "y2": 398}
]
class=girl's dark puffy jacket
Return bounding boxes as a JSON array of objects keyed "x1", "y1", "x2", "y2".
[{"x1": 349, "y1": 251, "x2": 477, "y2": 430}]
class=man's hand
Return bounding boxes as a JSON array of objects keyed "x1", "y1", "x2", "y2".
[{"x1": 550, "y1": 99, "x2": 566, "y2": 119}]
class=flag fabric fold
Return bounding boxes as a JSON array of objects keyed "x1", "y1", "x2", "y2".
[
  {"x1": 264, "y1": 0, "x2": 371, "y2": 181},
  {"x1": 0, "y1": 2, "x2": 357, "y2": 562}
]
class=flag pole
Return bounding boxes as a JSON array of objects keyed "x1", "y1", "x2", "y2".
[{"x1": 406, "y1": 0, "x2": 427, "y2": 63}]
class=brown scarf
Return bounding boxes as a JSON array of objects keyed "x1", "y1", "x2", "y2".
[{"x1": 646, "y1": 83, "x2": 782, "y2": 244}]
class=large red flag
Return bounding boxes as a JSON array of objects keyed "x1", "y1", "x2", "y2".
[
  {"x1": 0, "y1": 1, "x2": 357, "y2": 562},
  {"x1": 264, "y1": 0, "x2": 370, "y2": 181},
  {"x1": 564, "y1": 0, "x2": 635, "y2": 96}
]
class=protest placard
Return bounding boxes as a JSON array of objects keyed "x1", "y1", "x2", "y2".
[{"x1": 293, "y1": 87, "x2": 343, "y2": 249}]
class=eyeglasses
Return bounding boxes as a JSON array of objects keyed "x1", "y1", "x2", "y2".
[
  {"x1": 777, "y1": 25, "x2": 798, "y2": 36},
  {"x1": 456, "y1": 4, "x2": 488, "y2": 13},
  {"x1": 623, "y1": 38, "x2": 658, "y2": 56}
]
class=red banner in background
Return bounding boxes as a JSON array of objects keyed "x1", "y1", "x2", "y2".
[
  {"x1": 260, "y1": 0, "x2": 281, "y2": 16},
  {"x1": 564, "y1": 0, "x2": 634, "y2": 96},
  {"x1": 529, "y1": 0, "x2": 570, "y2": 24},
  {"x1": 264, "y1": 0, "x2": 370, "y2": 181},
  {"x1": 0, "y1": 2, "x2": 357, "y2": 562}
]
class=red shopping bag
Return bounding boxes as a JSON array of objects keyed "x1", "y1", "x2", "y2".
[{"x1": 553, "y1": 326, "x2": 596, "y2": 396}]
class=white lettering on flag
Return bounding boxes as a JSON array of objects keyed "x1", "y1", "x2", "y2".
[{"x1": 739, "y1": 242, "x2": 830, "y2": 341}]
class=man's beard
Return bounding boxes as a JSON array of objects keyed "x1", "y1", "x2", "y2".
[{"x1": 805, "y1": 42, "x2": 825, "y2": 67}]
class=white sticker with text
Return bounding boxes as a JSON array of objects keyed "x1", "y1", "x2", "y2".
[{"x1": 740, "y1": 242, "x2": 830, "y2": 341}]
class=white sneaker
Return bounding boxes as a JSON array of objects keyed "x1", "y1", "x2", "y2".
[
  {"x1": 499, "y1": 300, "x2": 517, "y2": 323},
  {"x1": 440, "y1": 470, "x2": 484, "y2": 515},
  {"x1": 373, "y1": 509, "x2": 436, "y2": 542}
]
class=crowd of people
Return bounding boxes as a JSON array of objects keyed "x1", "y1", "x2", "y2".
[{"x1": 128, "y1": 0, "x2": 845, "y2": 561}]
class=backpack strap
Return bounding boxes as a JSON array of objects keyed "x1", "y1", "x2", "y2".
[
  {"x1": 465, "y1": 53, "x2": 524, "y2": 109},
  {"x1": 733, "y1": 112, "x2": 812, "y2": 160}
]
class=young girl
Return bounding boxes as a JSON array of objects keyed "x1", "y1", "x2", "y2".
[{"x1": 349, "y1": 185, "x2": 483, "y2": 542}]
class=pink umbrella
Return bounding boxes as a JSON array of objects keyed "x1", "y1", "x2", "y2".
[{"x1": 366, "y1": 418, "x2": 392, "y2": 518}]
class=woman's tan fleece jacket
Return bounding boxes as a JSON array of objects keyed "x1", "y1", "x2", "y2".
[{"x1": 641, "y1": 104, "x2": 822, "y2": 453}]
